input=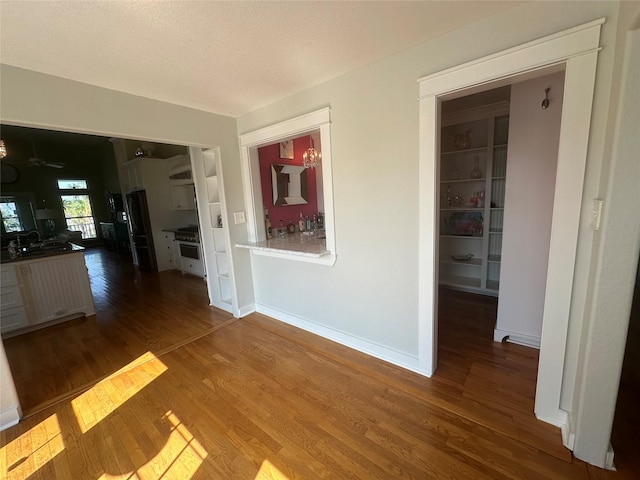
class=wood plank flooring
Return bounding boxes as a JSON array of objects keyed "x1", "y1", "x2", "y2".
[
  {"x1": 1, "y1": 248, "x2": 634, "y2": 478},
  {"x1": 3, "y1": 248, "x2": 234, "y2": 415}
]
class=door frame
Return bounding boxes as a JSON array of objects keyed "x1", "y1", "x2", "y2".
[{"x1": 417, "y1": 19, "x2": 603, "y2": 432}]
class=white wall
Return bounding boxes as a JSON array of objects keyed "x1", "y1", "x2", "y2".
[
  {"x1": 0, "y1": 65, "x2": 255, "y2": 312},
  {"x1": 0, "y1": 1, "x2": 636, "y2": 463},
  {"x1": 0, "y1": 339, "x2": 21, "y2": 430},
  {"x1": 494, "y1": 72, "x2": 565, "y2": 345},
  {"x1": 236, "y1": 1, "x2": 623, "y2": 363}
]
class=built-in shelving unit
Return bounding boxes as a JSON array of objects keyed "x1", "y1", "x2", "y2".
[
  {"x1": 195, "y1": 148, "x2": 236, "y2": 313},
  {"x1": 439, "y1": 106, "x2": 509, "y2": 296}
]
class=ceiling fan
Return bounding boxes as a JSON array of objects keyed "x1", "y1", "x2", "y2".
[{"x1": 26, "y1": 135, "x2": 65, "y2": 169}]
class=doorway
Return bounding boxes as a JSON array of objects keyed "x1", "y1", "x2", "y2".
[{"x1": 417, "y1": 19, "x2": 603, "y2": 435}]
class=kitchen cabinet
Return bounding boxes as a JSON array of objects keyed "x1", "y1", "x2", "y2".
[
  {"x1": 162, "y1": 231, "x2": 177, "y2": 270},
  {"x1": 439, "y1": 105, "x2": 509, "y2": 296},
  {"x1": 171, "y1": 184, "x2": 196, "y2": 210},
  {"x1": 0, "y1": 252, "x2": 95, "y2": 337},
  {"x1": 0, "y1": 265, "x2": 28, "y2": 334}
]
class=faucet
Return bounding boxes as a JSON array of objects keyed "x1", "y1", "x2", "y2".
[{"x1": 17, "y1": 230, "x2": 41, "y2": 247}]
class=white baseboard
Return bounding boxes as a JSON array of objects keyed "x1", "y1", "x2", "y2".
[
  {"x1": 238, "y1": 303, "x2": 256, "y2": 318},
  {"x1": 0, "y1": 406, "x2": 21, "y2": 432},
  {"x1": 256, "y1": 304, "x2": 427, "y2": 377},
  {"x1": 493, "y1": 328, "x2": 541, "y2": 349},
  {"x1": 605, "y1": 443, "x2": 616, "y2": 471},
  {"x1": 559, "y1": 410, "x2": 575, "y2": 451}
]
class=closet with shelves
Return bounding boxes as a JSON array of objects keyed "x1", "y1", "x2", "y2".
[{"x1": 439, "y1": 106, "x2": 509, "y2": 296}]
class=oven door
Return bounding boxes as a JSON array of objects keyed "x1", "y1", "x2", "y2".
[{"x1": 179, "y1": 242, "x2": 200, "y2": 260}]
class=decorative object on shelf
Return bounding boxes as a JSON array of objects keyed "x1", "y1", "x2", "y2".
[
  {"x1": 217, "y1": 214, "x2": 223, "y2": 228},
  {"x1": 279, "y1": 140, "x2": 294, "y2": 159},
  {"x1": 449, "y1": 161, "x2": 460, "y2": 180},
  {"x1": 476, "y1": 190, "x2": 485, "y2": 208},
  {"x1": 443, "y1": 211, "x2": 483, "y2": 236},
  {"x1": 541, "y1": 87, "x2": 550, "y2": 110},
  {"x1": 445, "y1": 186, "x2": 464, "y2": 207},
  {"x1": 302, "y1": 136, "x2": 321, "y2": 168},
  {"x1": 470, "y1": 156, "x2": 482, "y2": 179},
  {"x1": 0, "y1": 139, "x2": 7, "y2": 158},
  {"x1": 451, "y1": 254, "x2": 474, "y2": 262},
  {"x1": 454, "y1": 130, "x2": 471, "y2": 150}
]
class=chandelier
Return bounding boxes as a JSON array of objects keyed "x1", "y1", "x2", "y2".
[
  {"x1": 302, "y1": 136, "x2": 321, "y2": 169},
  {"x1": 0, "y1": 140, "x2": 6, "y2": 159}
]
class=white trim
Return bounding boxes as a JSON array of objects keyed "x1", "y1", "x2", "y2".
[
  {"x1": 418, "y1": 19, "x2": 603, "y2": 426},
  {"x1": 605, "y1": 444, "x2": 616, "y2": 471},
  {"x1": 256, "y1": 304, "x2": 426, "y2": 376},
  {"x1": 561, "y1": 412, "x2": 576, "y2": 451},
  {"x1": 493, "y1": 329, "x2": 541, "y2": 349},
  {"x1": 238, "y1": 108, "x2": 336, "y2": 261},
  {"x1": 0, "y1": 406, "x2": 21, "y2": 432},
  {"x1": 238, "y1": 245, "x2": 337, "y2": 265},
  {"x1": 238, "y1": 304, "x2": 256, "y2": 318}
]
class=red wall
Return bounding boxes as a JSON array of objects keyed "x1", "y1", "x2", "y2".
[{"x1": 258, "y1": 136, "x2": 319, "y2": 227}]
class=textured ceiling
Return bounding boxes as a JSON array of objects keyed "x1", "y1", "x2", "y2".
[{"x1": 0, "y1": 1, "x2": 519, "y2": 117}]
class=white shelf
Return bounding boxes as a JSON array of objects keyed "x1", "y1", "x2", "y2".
[
  {"x1": 440, "y1": 207, "x2": 484, "y2": 212},
  {"x1": 441, "y1": 258, "x2": 482, "y2": 267},
  {"x1": 440, "y1": 178, "x2": 486, "y2": 185},
  {"x1": 439, "y1": 109, "x2": 509, "y2": 297},
  {"x1": 440, "y1": 275, "x2": 482, "y2": 289},
  {"x1": 441, "y1": 146, "x2": 487, "y2": 157},
  {"x1": 206, "y1": 176, "x2": 220, "y2": 203}
]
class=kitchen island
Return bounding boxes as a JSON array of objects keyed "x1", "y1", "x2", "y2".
[{"x1": 0, "y1": 244, "x2": 95, "y2": 337}]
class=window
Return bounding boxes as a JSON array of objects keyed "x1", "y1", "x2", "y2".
[
  {"x1": 0, "y1": 196, "x2": 24, "y2": 232},
  {"x1": 58, "y1": 179, "x2": 97, "y2": 239}
]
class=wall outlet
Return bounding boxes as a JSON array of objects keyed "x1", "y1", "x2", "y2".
[{"x1": 233, "y1": 211, "x2": 246, "y2": 224}]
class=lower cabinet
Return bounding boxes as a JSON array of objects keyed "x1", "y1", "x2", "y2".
[
  {"x1": 180, "y1": 256, "x2": 205, "y2": 278},
  {"x1": 0, "y1": 252, "x2": 95, "y2": 336}
]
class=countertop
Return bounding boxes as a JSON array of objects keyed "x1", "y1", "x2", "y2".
[
  {"x1": 1, "y1": 242, "x2": 85, "y2": 264},
  {"x1": 236, "y1": 231, "x2": 329, "y2": 258}
]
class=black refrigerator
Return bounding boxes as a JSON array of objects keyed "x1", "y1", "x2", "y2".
[{"x1": 126, "y1": 190, "x2": 158, "y2": 272}]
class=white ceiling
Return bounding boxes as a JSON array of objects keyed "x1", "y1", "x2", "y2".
[{"x1": 0, "y1": 1, "x2": 519, "y2": 117}]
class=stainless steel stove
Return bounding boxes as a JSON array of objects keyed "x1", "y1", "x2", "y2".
[{"x1": 174, "y1": 226, "x2": 199, "y2": 243}]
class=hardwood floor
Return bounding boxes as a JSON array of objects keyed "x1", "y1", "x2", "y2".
[
  {"x1": 3, "y1": 248, "x2": 234, "y2": 415},
  {"x1": 0, "y1": 250, "x2": 634, "y2": 478}
]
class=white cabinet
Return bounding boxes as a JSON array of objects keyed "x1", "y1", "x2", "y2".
[
  {"x1": 125, "y1": 160, "x2": 144, "y2": 191},
  {"x1": 439, "y1": 106, "x2": 509, "y2": 296},
  {"x1": 171, "y1": 184, "x2": 196, "y2": 210},
  {"x1": 162, "y1": 231, "x2": 177, "y2": 270},
  {"x1": 1, "y1": 252, "x2": 95, "y2": 336},
  {"x1": 0, "y1": 265, "x2": 28, "y2": 334},
  {"x1": 180, "y1": 250, "x2": 205, "y2": 278},
  {"x1": 19, "y1": 253, "x2": 95, "y2": 326}
]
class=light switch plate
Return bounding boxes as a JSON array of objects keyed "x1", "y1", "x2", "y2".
[
  {"x1": 591, "y1": 199, "x2": 604, "y2": 231},
  {"x1": 233, "y1": 211, "x2": 246, "y2": 224}
]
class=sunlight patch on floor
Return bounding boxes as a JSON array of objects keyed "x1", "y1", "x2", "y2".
[
  {"x1": 96, "y1": 410, "x2": 207, "y2": 479},
  {"x1": 2, "y1": 414, "x2": 64, "y2": 480},
  {"x1": 255, "y1": 459, "x2": 291, "y2": 480},
  {"x1": 72, "y1": 351, "x2": 167, "y2": 434}
]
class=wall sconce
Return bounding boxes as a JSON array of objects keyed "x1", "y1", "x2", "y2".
[{"x1": 0, "y1": 140, "x2": 7, "y2": 159}]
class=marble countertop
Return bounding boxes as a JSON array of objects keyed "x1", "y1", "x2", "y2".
[{"x1": 236, "y1": 231, "x2": 329, "y2": 258}]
